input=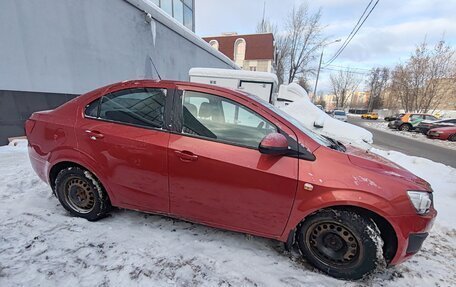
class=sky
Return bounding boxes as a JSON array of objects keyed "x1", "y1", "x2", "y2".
[{"x1": 194, "y1": 0, "x2": 456, "y2": 93}]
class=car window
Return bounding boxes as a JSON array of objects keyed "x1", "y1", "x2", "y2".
[
  {"x1": 425, "y1": 115, "x2": 437, "y2": 121},
  {"x1": 97, "y1": 88, "x2": 167, "y2": 129},
  {"x1": 410, "y1": 114, "x2": 424, "y2": 121},
  {"x1": 85, "y1": 99, "x2": 100, "y2": 118},
  {"x1": 334, "y1": 111, "x2": 346, "y2": 116},
  {"x1": 182, "y1": 91, "x2": 277, "y2": 148}
]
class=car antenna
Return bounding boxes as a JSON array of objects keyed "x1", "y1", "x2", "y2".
[{"x1": 149, "y1": 56, "x2": 162, "y2": 80}]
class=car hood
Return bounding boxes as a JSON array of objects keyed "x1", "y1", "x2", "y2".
[
  {"x1": 344, "y1": 145, "x2": 431, "y2": 191},
  {"x1": 430, "y1": 126, "x2": 456, "y2": 132}
]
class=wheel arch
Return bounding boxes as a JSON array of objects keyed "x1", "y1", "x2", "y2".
[{"x1": 48, "y1": 159, "x2": 116, "y2": 204}]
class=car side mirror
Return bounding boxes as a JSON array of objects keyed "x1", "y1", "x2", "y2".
[
  {"x1": 259, "y1": 133, "x2": 289, "y2": 155},
  {"x1": 314, "y1": 116, "x2": 325, "y2": 128}
]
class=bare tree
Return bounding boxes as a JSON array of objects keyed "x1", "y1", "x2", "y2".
[
  {"x1": 367, "y1": 67, "x2": 389, "y2": 111},
  {"x1": 285, "y1": 4, "x2": 325, "y2": 84},
  {"x1": 256, "y1": 19, "x2": 290, "y2": 85},
  {"x1": 255, "y1": 3, "x2": 325, "y2": 85},
  {"x1": 390, "y1": 39, "x2": 456, "y2": 112},
  {"x1": 330, "y1": 69, "x2": 361, "y2": 108}
]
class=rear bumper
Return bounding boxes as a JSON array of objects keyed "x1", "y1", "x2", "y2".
[
  {"x1": 28, "y1": 145, "x2": 49, "y2": 184},
  {"x1": 388, "y1": 122, "x2": 398, "y2": 129},
  {"x1": 389, "y1": 208, "x2": 437, "y2": 265},
  {"x1": 416, "y1": 127, "x2": 429, "y2": 134}
]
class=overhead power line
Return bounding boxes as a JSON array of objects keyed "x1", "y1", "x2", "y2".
[
  {"x1": 322, "y1": 67, "x2": 369, "y2": 75},
  {"x1": 324, "y1": 0, "x2": 380, "y2": 67},
  {"x1": 327, "y1": 64, "x2": 372, "y2": 71}
]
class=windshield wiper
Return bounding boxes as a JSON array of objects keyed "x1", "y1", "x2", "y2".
[{"x1": 323, "y1": 136, "x2": 346, "y2": 152}]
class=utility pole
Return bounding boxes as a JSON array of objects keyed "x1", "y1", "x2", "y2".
[{"x1": 313, "y1": 39, "x2": 341, "y2": 100}]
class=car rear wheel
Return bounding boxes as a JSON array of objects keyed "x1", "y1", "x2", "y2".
[
  {"x1": 297, "y1": 209, "x2": 385, "y2": 280},
  {"x1": 449, "y1": 134, "x2": 456, "y2": 142},
  {"x1": 399, "y1": 124, "x2": 411, "y2": 131},
  {"x1": 55, "y1": 167, "x2": 111, "y2": 221}
]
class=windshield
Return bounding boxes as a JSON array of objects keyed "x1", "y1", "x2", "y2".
[
  {"x1": 242, "y1": 92, "x2": 333, "y2": 147},
  {"x1": 334, "y1": 111, "x2": 346, "y2": 116}
]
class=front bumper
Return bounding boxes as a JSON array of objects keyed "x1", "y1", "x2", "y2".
[
  {"x1": 406, "y1": 233, "x2": 428, "y2": 254},
  {"x1": 388, "y1": 207, "x2": 436, "y2": 265},
  {"x1": 427, "y1": 131, "x2": 442, "y2": 138}
]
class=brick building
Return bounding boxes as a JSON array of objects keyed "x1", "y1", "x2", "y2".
[{"x1": 203, "y1": 33, "x2": 274, "y2": 73}]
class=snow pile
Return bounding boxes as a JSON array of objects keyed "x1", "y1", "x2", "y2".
[
  {"x1": 372, "y1": 148, "x2": 456, "y2": 230},
  {"x1": 281, "y1": 84, "x2": 373, "y2": 150},
  {"x1": 1, "y1": 141, "x2": 456, "y2": 286}
]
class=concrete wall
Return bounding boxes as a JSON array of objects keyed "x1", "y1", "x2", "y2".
[{"x1": 0, "y1": 0, "x2": 236, "y2": 144}]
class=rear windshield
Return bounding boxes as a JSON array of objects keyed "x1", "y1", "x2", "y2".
[{"x1": 335, "y1": 111, "x2": 346, "y2": 116}]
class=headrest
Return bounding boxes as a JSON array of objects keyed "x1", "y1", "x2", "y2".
[{"x1": 199, "y1": 102, "x2": 214, "y2": 118}]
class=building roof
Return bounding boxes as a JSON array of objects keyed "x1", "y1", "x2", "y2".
[{"x1": 202, "y1": 33, "x2": 274, "y2": 61}]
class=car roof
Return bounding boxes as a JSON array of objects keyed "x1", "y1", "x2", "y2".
[
  {"x1": 406, "y1": 113, "x2": 434, "y2": 116},
  {"x1": 107, "y1": 79, "x2": 247, "y2": 98}
]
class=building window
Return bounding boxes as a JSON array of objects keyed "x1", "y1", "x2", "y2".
[
  {"x1": 183, "y1": 4, "x2": 193, "y2": 30},
  {"x1": 160, "y1": 0, "x2": 173, "y2": 16},
  {"x1": 154, "y1": 0, "x2": 194, "y2": 31},
  {"x1": 209, "y1": 40, "x2": 219, "y2": 50},
  {"x1": 234, "y1": 38, "x2": 246, "y2": 67},
  {"x1": 249, "y1": 66, "x2": 257, "y2": 71},
  {"x1": 173, "y1": 0, "x2": 184, "y2": 24}
]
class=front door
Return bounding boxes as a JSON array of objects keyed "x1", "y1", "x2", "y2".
[
  {"x1": 168, "y1": 89, "x2": 298, "y2": 236},
  {"x1": 76, "y1": 87, "x2": 170, "y2": 213}
]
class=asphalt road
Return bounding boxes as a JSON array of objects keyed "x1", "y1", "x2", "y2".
[{"x1": 348, "y1": 116, "x2": 456, "y2": 168}]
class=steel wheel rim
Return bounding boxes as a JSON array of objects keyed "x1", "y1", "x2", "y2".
[
  {"x1": 306, "y1": 221, "x2": 361, "y2": 267},
  {"x1": 64, "y1": 176, "x2": 96, "y2": 214}
]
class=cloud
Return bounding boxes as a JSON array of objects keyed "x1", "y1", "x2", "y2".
[{"x1": 194, "y1": 0, "x2": 456, "y2": 93}]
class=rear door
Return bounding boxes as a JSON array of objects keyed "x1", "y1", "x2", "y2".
[
  {"x1": 168, "y1": 87, "x2": 299, "y2": 236},
  {"x1": 75, "y1": 85, "x2": 172, "y2": 213}
]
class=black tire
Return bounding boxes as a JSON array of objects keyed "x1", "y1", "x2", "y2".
[
  {"x1": 55, "y1": 167, "x2": 111, "y2": 221},
  {"x1": 449, "y1": 134, "x2": 456, "y2": 142},
  {"x1": 398, "y1": 124, "x2": 411, "y2": 131},
  {"x1": 297, "y1": 209, "x2": 385, "y2": 280}
]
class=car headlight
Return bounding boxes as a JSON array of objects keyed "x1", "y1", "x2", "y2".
[{"x1": 407, "y1": 191, "x2": 432, "y2": 215}]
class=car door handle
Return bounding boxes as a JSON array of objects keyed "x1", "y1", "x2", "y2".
[
  {"x1": 85, "y1": 130, "x2": 105, "y2": 140},
  {"x1": 174, "y1": 150, "x2": 198, "y2": 162}
]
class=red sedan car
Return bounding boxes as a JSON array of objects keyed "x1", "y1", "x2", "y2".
[
  {"x1": 427, "y1": 126, "x2": 456, "y2": 141},
  {"x1": 26, "y1": 80, "x2": 436, "y2": 280}
]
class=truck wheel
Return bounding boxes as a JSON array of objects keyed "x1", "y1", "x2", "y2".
[
  {"x1": 297, "y1": 209, "x2": 385, "y2": 280},
  {"x1": 55, "y1": 167, "x2": 111, "y2": 221},
  {"x1": 399, "y1": 124, "x2": 411, "y2": 131}
]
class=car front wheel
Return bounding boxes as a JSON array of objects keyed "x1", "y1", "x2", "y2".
[
  {"x1": 297, "y1": 209, "x2": 385, "y2": 280},
  {"x1": 399, "y1": 124, "x2": 411, "y2": 131},
  {"x1": 55, "y1": 167, "x2": 111, "y2": 221}
]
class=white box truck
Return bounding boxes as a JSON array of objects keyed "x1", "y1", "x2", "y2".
[{"x1": 189, "y1": 68, "x2": 279, "y2": 104}]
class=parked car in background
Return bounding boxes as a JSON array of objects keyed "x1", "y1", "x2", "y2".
[
  {"x1": 384, "y1": 113, "x2": 405, "y2": 122},
  {"x1": 26, "y1": 80, "x2": 436, "y2": 280},
  {"x1": 427, "y1": 126, "x2": 456, "y2": 141},
  {"x1": 416, "y1": 118, "x2": 456, "y2": 134},
  {"x1": 361, "y1": 112, "x2": 379, "y2": 120},
  {"x1": 332, "y1": 110, "x2": 348, "y2": 122},
  {"x1": 388, "y1": 113, "x2": 438, "y2": 131}
]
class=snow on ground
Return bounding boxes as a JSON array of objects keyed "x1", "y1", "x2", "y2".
[
  {"x1": 362, "y1": 120, "x2": 456, "y2": 151},
  {"x1": 1, "y1": 142, "x2": 456, "y2": 287}
]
